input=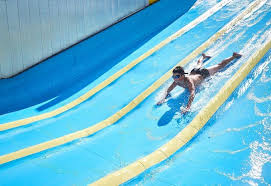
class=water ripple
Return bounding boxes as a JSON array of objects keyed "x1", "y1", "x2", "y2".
[
  {"x1": 213, "y1": 147, "x2": 249, "y2": 154},
  {"x1": 248, "y1": 92, "x2": 271, "y2": 103},
  {"x1": 208, "y1": 122, "x2": 260, "y2": 138},
  {"x1": 254, "y1": 104, "x2": 271, "y2": 117}
]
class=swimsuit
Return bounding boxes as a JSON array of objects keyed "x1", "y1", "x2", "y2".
[{"x1": 190, "y1": 68, "x2": 210, "y2": 79}]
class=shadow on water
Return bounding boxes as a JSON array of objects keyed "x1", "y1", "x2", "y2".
[
  {"x1": 157, "y1": 89, "x2": 190, "y2": 127},
  {"x1": 0, "y1": 0, "x2": 196, "y2": 116},
  {"x1": 156, "y1": 71, "x2": 220, "y2": 128}
]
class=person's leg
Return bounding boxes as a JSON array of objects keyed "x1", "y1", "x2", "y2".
[
  {"x1": 196, "y1": 53, "x2": 211, "y2": 68},
  {"x1": 206, "y1": 52, "x2": 241, "y2": 75}
]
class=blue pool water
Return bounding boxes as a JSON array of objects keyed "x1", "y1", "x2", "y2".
[{"x1": 1, "y1": 0, "x2": 271, "y2": 185}]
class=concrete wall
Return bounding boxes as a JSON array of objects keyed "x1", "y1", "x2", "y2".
[{"x1": 0, "y1": 0, "x2": 150, "y2": 78}]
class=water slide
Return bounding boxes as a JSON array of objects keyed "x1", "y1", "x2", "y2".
[{"x1": 1, "y1": 0, "x2": 271, "y2": 185}]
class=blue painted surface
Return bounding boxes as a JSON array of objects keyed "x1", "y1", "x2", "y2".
[
  {"x1": 1, "y1": 0, "x2": 271, "y2": 186},
  {"x1": 0, "y1": 0, "x2": 247, "y2": 156},
  {"x1": 0, "y1": 0, "x2": 196, "y2": 123},
  {"x1": 0, "y1": 0, "x2": 232, "y2": 155}
]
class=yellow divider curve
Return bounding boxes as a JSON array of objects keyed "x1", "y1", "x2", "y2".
[
  {"x1": 0, "y1": 0, "x2": 230, "y2": 132},
  {"x1": 149, "y1": 0, "x2": 159, "y2": 5},
  {"x1": 0, "y1": 0, "x2": 258, "y2": 165},
  {"x1": 90, "y1": 9, "x2": 271, "y2": 186}
]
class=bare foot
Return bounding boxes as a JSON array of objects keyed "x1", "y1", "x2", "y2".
[
  {"x1": 233, "y1": 52, "x2": 242, "y2": 59},
  {"x1": 202, "y1": 53, "x2": 211, "y2": 60},
  {"x1": 202, "y1": 53, "x2": 211, "y2": 63}
]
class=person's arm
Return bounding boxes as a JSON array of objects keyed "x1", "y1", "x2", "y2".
[
  {"x1": 182, "y1": 78, "x2": 195, "y2": 113},
  {"x1": 157, "y1": 81, "x2": 177, "y2": 105}
]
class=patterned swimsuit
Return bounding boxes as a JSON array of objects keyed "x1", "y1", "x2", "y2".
[{"x1": 190, "y1": 68, "x2": 210, "y2": 78}]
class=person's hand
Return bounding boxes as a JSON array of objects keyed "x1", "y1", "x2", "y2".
[
  {"x1": 181, "y1": 107, "x2": 190, "y2": 114},
  {"x1": 157, "y1": 99, "x2": 165, "y2": 105}
]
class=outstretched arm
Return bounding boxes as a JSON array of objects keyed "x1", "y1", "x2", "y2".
[
  {"x1": 157, "y1": 81, "x2": 177, "y2": 105},
  {"x1": 182, "y1": 79, "x2": 195, "y2": 113}
]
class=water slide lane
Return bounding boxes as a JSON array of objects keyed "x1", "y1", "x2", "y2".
[
  {"x1": 0, "y1": 0, "x2": 217, "y2": 127},
  {"x1": 91, "y1": 3, "x2": 271, "y2": 184},
  {"x1": 1, "y1": 1, "x2": 269, "y2": 185},
  {"x1": 0, "y1": 0, "x2": 242, "y2": 156},
  {"x1": 127, "y1": 40, "x2": 271, "y2": 186}
]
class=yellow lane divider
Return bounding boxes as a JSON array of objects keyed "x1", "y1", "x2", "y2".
[
  {"x1": 149, "y1": 0, "x2": 159, "y2": 5},
  {"x1": 0, "y1": 0, "x2": 260, "y2": 166},
  {"x1": 90, "y1": 9, "x2": 271, "y2": 186},
  {"x1": 0, "y1": 0, "x2": 230, "y2": 132}
]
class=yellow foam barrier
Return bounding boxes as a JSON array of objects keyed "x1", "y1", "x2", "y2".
[
  {"x1": 0, "y1": 0, "x2": 260, "y2": 166},
  {"x1": 90, "y1": 17, "x2": 271, "y2": 186},
  {"x1": 149, "y1": 0, "x2": 159, "y2": 5},
  {"x1": 0, "y1": 0, "x2": 230, "y2": 132}
]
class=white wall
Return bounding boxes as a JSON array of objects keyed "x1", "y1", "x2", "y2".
[{"x1": 0, "y1": 0, "x2": 149, "y2": 78}]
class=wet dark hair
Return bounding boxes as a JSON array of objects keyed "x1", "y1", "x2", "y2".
[{"x1": 172, "y1": 66, "x2": 187, "y2": 75}]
